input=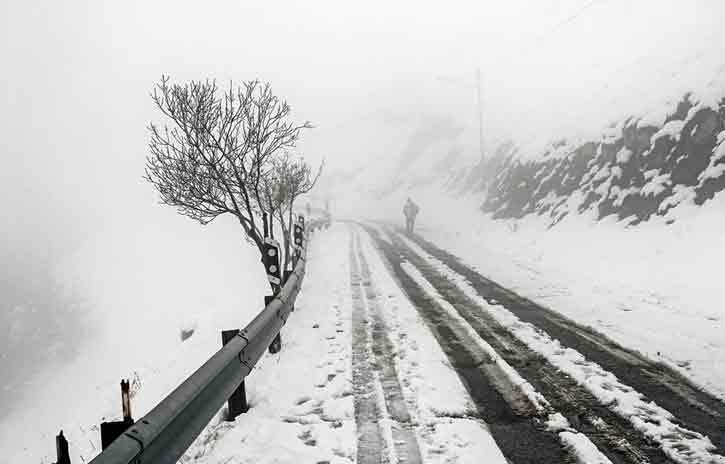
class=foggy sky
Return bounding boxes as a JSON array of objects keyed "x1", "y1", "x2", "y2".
[
  {"x1": 2, "y1": 0, "x2": 725, "y2": 379},
  {"x1": 3, "y1": 0, "x2": 725, "y2": 257}
]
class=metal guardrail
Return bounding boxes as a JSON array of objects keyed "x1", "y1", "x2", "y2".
[{"x1": 86, "y1": 226, "x2": 314, "y2": 464}]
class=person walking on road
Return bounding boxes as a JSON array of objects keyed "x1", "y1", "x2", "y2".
[{"x1": 403, "y1": 197, "x2": 420, "y2": 234}]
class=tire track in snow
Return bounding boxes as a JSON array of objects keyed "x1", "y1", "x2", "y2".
[
  {"x1": 354, "y1": 225, "x2": 514, "y2": 464},
  {"x1": 358, "y1": 226, "x2": 575, "y2": 464},
  {"x1": 399, "y1": 225, "x2": 725, "y2": 455},
  {"x1": 350, "y1": 231, "x2": 387, "y2": 463},
  {"x1": 350, "y1": 230, "x2": 422, "y2": 463},
  {"x1": 388, "y1": 226, "x2": 725, "y2": 464},
  {"x1": 354, "y1": 230, "x2": 423, "y2": 463},
  {"x1": 381, "y1": 228, "x2": 665, "y2": 464}
]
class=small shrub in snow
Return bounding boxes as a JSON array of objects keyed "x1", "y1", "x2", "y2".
[{"x1": 180, "y1": 328, "x2": 195, "y2": 342}]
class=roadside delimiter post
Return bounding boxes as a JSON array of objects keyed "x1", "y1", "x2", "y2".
[
  {"x1": 53, "y1": 430, "x2": 71, "y2": 464},
  {"x1": 262, "y1": 238, "x2": 283, "y2": 354},
  {"x1": 100, "y1": 380, "x2": 135, "y2": 450}
]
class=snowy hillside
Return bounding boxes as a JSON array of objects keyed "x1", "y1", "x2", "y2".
[
  {"x1": 0, "y1": 212, "x2": 269, "y2": 463},
  {"x1": 479, "y1": 92, "x2": 725, "y2": 226}
]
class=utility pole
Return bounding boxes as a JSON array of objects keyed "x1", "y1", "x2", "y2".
[
  {"x1": 436, "y1": 70, "x2": 485, "y2": 162},
  {"x1": 475, "y1": 67, "x2": 484, "y2": 163}
]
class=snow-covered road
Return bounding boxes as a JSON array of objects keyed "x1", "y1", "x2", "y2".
[
  {"x1": 184, "y1": 222, "x2": 509, "y2": 464},
  {"x1": 180, "y1": 221, "x2": 724, "y2": 464}
]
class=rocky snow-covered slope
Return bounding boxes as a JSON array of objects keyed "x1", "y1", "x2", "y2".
[{"x1": 476, "y1": 92, "x2": 725, "y2": 226}]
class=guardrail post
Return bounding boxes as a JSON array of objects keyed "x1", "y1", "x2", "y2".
[
  {"x1": 221, "y1": 329, "x2": 249, "y2": 420},
  {"x1": 53, "y1": 430, "x2": 71, "y2": 464},
  {"x1": 100, "y1": 380, "x2": 134, "y2": 450},
  {"x1": 265, "y1": 295, "x2": 282, "y2": 354},
  {"x1": 284, "y1": 270, "x2": 294, "y2": 311}
]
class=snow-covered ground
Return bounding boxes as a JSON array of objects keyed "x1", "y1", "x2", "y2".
[
  {"x1": 339, "y1": 187, "x2": 725, "y2": 402},
  {"x1": 183, "y1": 223, "x2": 358, "y2": 464},
  {"x1": 0, "y1": 213, "x2": 269, "y2": 463}
]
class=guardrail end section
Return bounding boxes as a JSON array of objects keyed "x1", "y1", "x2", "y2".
[{"x1": 222, "y1": 329, "x2": 249, "y2": 420}]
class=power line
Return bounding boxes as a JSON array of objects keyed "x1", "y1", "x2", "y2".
[
  {"x1": 533, "y1": 0, "x2": 602, "y2": 44},
  {"x1": 483, "y1": 0, "x2": 605, "y2": 64}
]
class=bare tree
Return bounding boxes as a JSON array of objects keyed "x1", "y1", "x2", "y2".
[
  {"x1": 145, "y1": 76, "x2": 312, "y2": 276},
  {"x1": 258, "y1": 158, "x2": 287, "y2": 241},
  {"x1": 261, "y1": 153, "x2": 323, "y2": 271}
]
